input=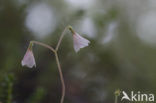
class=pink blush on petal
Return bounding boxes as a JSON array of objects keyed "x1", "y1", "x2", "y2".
[
  {"x1": 73, "y1": 33, "x2": 90, "y2": 52},
  {"x1": 21, "y1": 49, "x2": 36, "y2": 68}
]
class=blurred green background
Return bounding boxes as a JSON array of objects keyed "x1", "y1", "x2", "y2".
[{"x1": 0, "y1": 0, "x2": 156, "y2": 103}]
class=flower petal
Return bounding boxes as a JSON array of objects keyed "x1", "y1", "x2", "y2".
[
  {"x1": 21, "y1": 49, "x2": 36, "y2": 68},
  {"x1": 73, "y1": 33, "x2": 90, "y2": 52}
]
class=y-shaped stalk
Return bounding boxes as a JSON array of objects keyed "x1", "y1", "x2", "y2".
[{"x1": 30, "y1": 26, "x2": 72, "y2": 103}]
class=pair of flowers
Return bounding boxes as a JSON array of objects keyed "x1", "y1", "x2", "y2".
[{"x1": 21, "y1": 26, "x2": 90, "y2": 68}]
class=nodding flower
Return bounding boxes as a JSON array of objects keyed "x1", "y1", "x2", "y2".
[
  {"x1": 21, "y1": 43, "x2": 36, "y2": 68},
  {"x1": 69, "y1": 26, "x2": 90, "y2": 52}
]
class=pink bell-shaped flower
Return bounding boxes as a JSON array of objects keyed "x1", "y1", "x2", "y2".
[
  {"x1": 73, "y1": 33, "x2": 90, "y2": 52},
  {"x1": 21, "y1": 46, "x2": 36, "y2": 68}
]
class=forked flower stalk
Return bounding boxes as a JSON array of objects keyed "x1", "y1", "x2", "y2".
[
  {"x1": 30, "y1": 41, "x2": 65, "y2": 103},
  {"x1": 21, "y1": 25, "x2": 90, "y2": 103}
]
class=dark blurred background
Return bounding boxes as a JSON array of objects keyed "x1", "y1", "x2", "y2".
[{"x1": 0, "y1": 0, "x2": 156, "y2": 103}]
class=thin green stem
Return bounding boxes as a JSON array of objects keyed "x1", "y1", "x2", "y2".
[
  {"x1": 7, "y1": 83, "x2": 12, "y2": 103},
  {"x1": 55, "y1": 26, "x2": 68, "y2": 51},
  {"x1": 114, "y1": 89, "x2": 120, "y2": 103},
  {"x1": 115, "y1": 95, "x2": 118, "y2": 103},
  {"x1": 56, "y1": 25, "x2": 74, "y2": 51},
  {"x1": 54, "y1": 52, "x2": 65, "y2": 103}
]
